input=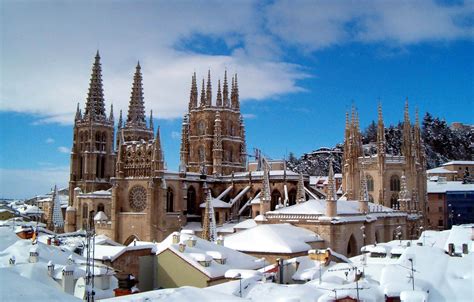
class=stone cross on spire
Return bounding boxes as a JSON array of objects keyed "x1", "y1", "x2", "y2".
[
  {"x1": 84, "y1": 51, "x2": 106, "y2": 120},
  {"x1": 126, "y1": 62, "x2": 146, "y2": 128}
]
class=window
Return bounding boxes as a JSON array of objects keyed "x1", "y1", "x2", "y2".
[
  {"x1": 438, "y1": 193, "x2": 443, "y2": 199},
  {"x1": 288, "y1": 189, "x2": 297, "y2": 206},
  {"x1": 166, "y1": 187, "x2": 174, "y2": 212},
  {"x1": 97, "y1": 203, "x2": 105, "y2": 213},
  {"x1": 390, "y1": 175, "x2": 400, "y2": 191},
  {"x1": 187, "y1": 186, "x2": 196, "y2": 215},
  {"x1": 390, "y1": 194, "x2": 399, "y2": 210},
  {"x1": 438, "y1": 219, "x2": 443, "y2": 227},
  {"x1": 366, "y1": 175, "x2": 374, "y2": 192},
  {"x1": 438, "y1": 207, "x2": 442, "y2": 212}
]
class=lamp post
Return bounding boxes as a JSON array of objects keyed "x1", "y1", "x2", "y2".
[
  {"x1": 235, "y1": 273, "x2": 242, "y2": 298},
  {"x1": 419, "y1": 226, "x2": 425, "y2": 245},
  {"x1": 408, "y1": 258, "x2": 415, "y2": 291}
]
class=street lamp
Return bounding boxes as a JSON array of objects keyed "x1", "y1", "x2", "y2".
[
  {"x1": 360, "y1": 225, "x2": 366, "y2": 247},
  {"x1": 419, "y1": 226, "x2": 425, "y2": 246}
]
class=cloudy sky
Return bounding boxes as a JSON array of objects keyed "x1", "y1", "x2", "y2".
[{"x1": 1, "y1": 0, "x2": 473, "y2": 198}]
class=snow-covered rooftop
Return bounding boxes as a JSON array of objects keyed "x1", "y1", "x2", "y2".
[
  {"x1": 155, "y1": 231, "x2": 263, "y2": 278},
  {"x1": 427, "y1": 180, "x2": 474, "y2": 193},
  {"x1": 199, "y1": 198, "x2": 231, "y2": 208},
  {"x1": 427, "y1": 167, "x2": 457, "y2": 174},
  {"x1": 442, "y1": 160, "x2": 474, "y2": 166},
  {"x1": 224, "y1": 223, "x2": 323, "y2": 254}
]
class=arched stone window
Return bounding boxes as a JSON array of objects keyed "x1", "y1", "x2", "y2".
[
  {"x1": 346, "y1": 234, "x2": 357, "y2": 257},
  {"x1": 166, "y1": 187, "x2": 174, "y2": 212},
  {"x1": 187, "y1": 186, "x2": 196, "y2": 215},
  {"x1": 271, "y1": 189, "x2": 281, "y2": 210},
  {"x1": 367, "y1": 175, "x2": 374, "y2": 192},
  {"x1": 390, "y1": 175, "x2": 400, "y2": 191}
]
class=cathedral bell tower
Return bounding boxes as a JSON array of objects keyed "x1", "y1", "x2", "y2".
[{"x1": 69, "y1": 51, "x2": 116, "y2": 201}]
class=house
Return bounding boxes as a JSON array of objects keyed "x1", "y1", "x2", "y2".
[{"x1": 154, "y1": 231, "x2": 264, "y2": 289}]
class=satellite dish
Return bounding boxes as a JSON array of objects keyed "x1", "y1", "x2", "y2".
[{"x1": 74, "y1": 277, "x2": 86, "y2": 299}]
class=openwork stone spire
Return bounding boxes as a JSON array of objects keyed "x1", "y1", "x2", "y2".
[
  {"x1": 118, "y1": 110, "x2": 123, "y2": 128},
  {"x1": 296, "y1": 173, "x2": 305, "y2": 203},
  {"x1": 223, "y1": 70, "x2": 230, "y2": 107},
  {"x1": 206, "y1": 70, "x2": 212, "y2": 107},
  {"x1": 326, "y1": 159, "x2": 337, "y2": 217},
  {"x1": 201, "y1": 184, "x2": 217, "y2": 242},
  {"x1": 200, "y1": 78, "x2": 206, "y2": 107},
  {"x1": 189, "y1": 72, "x2": 198, "y2": 110},
  {"x1": 84, "y1": 51, "x2": 106, "y2": 120},
  {"x1": 149, "y1": 110, "x2": 154, "y2": 132},
  {"x1": 49, "y1": 185, "x2": 64, "y2": 232},
  {"x1": 75, "y1": 103, "x2": 82, "y2": 121},
  {"x1": 126, "y1": 62, "x2": 146, "y2": 128},
  {"x1": 359, "y1": 171, "x2": 369, "y2": 213},
  {"x1": 216, "y1": 79, "x2": 222, "y2": 107},
  {"x1": 231, "y1": 73, "x2": 240, "y2": 110}
]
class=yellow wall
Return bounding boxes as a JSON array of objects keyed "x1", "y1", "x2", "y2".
[{"x1": 157, "y1": 249, "x2": 209, "y2": 288}]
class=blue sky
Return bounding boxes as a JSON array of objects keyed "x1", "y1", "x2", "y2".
[{"x1": 1, "y1": 0, "x2": 473, "y2": 198}]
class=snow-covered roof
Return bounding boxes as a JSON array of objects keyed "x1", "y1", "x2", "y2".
[
  {"x1": 268, "y1": 198, "x2": 395, "y2": 216},
  {"x1": 92, "y1": 244, "x2": 154, "y2": 262},
  {"x1": 427, "y1": 180, "x2": 474, "y2": 193},
  {"x1": 78, "y1": 190, "x2": 112, "y2": 198},
  {"x1": 18, "y1": 205, "x2": 44, "y2": 215},
  {"x1": 224, "y1": 223, "x2": 322, "y2": 254},
  {"x1": 233, "y1": 219, "x2": 257, "y2": 230},
  {"x1": 155, "y1": 231, "x2": 263, "y2": 278},
  {"x1": 199, "y1": 198, "x2": 231, "y2": 208},
  {"x1": 94, "y1": 211, "x2": 109, "y2": 221},
  {"x1": 442, "y1": 160, "x2": 474, "y2": 166},
  {"x1": 427, "y1": 167, "x2": 457, "y2": 174}
]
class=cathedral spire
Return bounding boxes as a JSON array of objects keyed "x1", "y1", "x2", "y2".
[
  {"x1": 201, "y1": 184, "x2": 216, "y2": 241},
  {"x1": 84, "y1": 51, "x2": 106, "y2": 120},
  {"x1": 206, "y1": 70, "x2": 212, "y2": 107},
  {"x1": 223, "y1": 70, "x2": 230, "y2": 107},
  {"x1": 118, "y1": 110, "x2": 123, "y2": 129},
  {"x1": 149, "y1": 110, "x2": 154, "y2": 132},
  {"x1": 377, "y1": 103, "x2": 385, "y2": 154},
  {"x1": 232, "y1": 73, "x2": 240, "y2": 110},
  {"x1": 200, "y1": 78, "x2": 206, "y2": 107},
  {"x1": 126, "y1": 62, "x2": 146, "y2": 128},
  {"x1": 189, "y1": 72, "x2": 198, "y2": 111},
  {"x1": 216, "y1": 79, "x2": 222, "y2": 107},
  {"x1": 109, "y1": 104, "x2": 114, "y2": 123},
  {"x1": 402, "y1": 98, "x2": 413, "y2": 158},
  {"x1": 152, "y1": 126, "x2": 164, "y2": 172},
  {"x1": 75, "y1": 103, "x2": 82, "y2": 121}
]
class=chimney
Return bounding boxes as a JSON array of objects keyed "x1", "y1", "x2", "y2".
[
  {"x1": 186, "y1": 237, "x2": 197, "y2": 247},
  {"x1": 62, "y1": 265, "x2": 75, "y2": 294},
  {"x1": 47, "y1": 261, "x2": 55, "y2": 277},
  {"x1": 448, "y1": 243, "x2": 455, "y2": 256},
  {"x1": 29, "y1": 246, "x2": 39, "y2": 263},
  {"x1": 462, "y1": 243, "x2": 468, "y2": 254},
  {"x1": 178, "y1": 243, "x2": 186, "y2": 252},
  {"x1": 172, "y1": 232, "x2": 180, "y2": 244},
  {"x1": 216, "y1": 235, "x2": 224, "y2": 246}
]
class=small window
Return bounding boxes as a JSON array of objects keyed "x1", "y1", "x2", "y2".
[
  {"x1": 438, "y1": 220, "x2": 443, "y2": 227},
  {"x1": 438, "y1": 207, "x2": 442, "y2": 212},
  {"x1": 366, "y1": 175, "x2": 374, "y2": 192}
]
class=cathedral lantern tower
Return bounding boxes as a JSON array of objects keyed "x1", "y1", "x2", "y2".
[
  {"x1": 69, "y1": 51, "x2": 116, "y2": 200},
  {"x1": 181, "y1": 70, "x2": 246, "y2": 175}
]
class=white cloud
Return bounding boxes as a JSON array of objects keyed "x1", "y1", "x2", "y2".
[
  {"x1": 57, "y1": 146, "x2": 70, "y2": 153},
  {"x1": 45, "y1": 138, "x2": 55, "y2": 144},
  {"x1": 266, "y1": 0, "x2": 474, "y2": 51},
  {"x1": 0, "y1": 167, "x2": 69, "y2": 199},
  {"x1": 1, "y1": 0, "x2": 472, "y2": 124}
]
